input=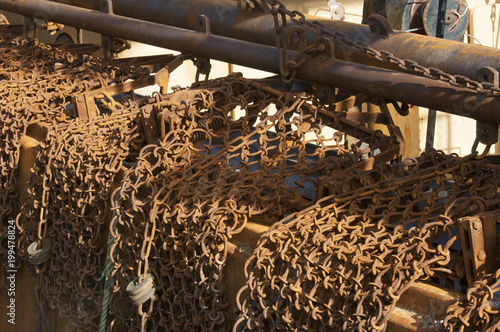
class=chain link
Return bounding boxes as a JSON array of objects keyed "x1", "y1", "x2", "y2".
[
  {"x1": 17, "y1": 108, "x2": 146, "y2": 329},
  {"x1": 106, "y1": 74, "x2": 402, "y2": 331},
  {"x1": 445, "y1": 268, "x2": 500, "y2": 331}
]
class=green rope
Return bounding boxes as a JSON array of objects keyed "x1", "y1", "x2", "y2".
[{"x1": 99, "y1": 198, "x2": 121, "y2": 332}]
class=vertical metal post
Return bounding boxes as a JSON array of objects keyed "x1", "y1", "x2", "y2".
[
  {"x1": 425, "y1": 0, "x2": 448, "y2": 151},
  {"x1": 425, "y1": 109, "x2": 437, "y2": 151},
  {"x1": 77, "y1": 28, "x2": 83, "y2": 43},
  {"x1": 228, "y1": 63, "x2": 236, "y2": 119},
  {"x1": 100, "y1": 0, "x2": 114, "y2": 61}
]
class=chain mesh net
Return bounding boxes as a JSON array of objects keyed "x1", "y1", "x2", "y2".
[
  {"x1": 0, "y1": 34, "x2": 146, "y2": 292},
  {"x1": 236, "y1": 151, "x2": 500, "y2": 331},
  {"x1": 0, "y1": 25, "x2": 498, "y2": 332},
  {"x1": 108, "y1": 75, "x2": 400, "y2": 330}
]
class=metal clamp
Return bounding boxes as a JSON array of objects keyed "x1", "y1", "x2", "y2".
[
  {"x1": 458, "y1": 217, "x2": 488, "y2": 285},
  {"x1": 472, "y1": 67, "x2": 499, "y2": 154}
]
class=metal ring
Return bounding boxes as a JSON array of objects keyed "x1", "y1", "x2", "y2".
[
  {"x1": 126, "y1": 273, "x2": 155, "y2": 306},
  {"x1": 28, "y1": 238, "x2": 52, "y2": 265}
]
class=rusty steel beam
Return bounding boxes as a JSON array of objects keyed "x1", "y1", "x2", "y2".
[
  {"x1": 2, "y1": 0, "x2": 500, "y2": 123},
  {"x1": 300, "y1": 56, "x2": 500, "y2": 124},
  {"x1": 46, "y1": 0, "x2": 500, "y2": 80}
]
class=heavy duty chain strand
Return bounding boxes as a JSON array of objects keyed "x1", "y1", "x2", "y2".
[
  {"x1": 17, "y1": 108, "x2": 146, "y2": 329},
  {"x1": 252, "y1": 0, "x2": 500, "y2": 95},
  {"x1": 444, "y1": 267, "x2": 500, "y2": 331}
]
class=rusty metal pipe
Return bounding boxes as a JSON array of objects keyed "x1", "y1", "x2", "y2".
[
  {"x1": 299, "y1": 57, "x2": 500, "y2": 124},
  {"x1": 2, "y1": 0, "x2": 500, "y2": 123},
  {"x1": 46, "y1": 0, "x2": 500, "y2": 80}
]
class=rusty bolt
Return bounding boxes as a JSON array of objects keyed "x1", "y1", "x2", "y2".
[{"x1": 477, "y1": 251, "x2": 487, "y2": 261}]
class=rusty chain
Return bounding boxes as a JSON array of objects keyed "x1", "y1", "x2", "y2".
[
  {"x1": 445, "y1": 268, "x2": 500, "y2": 331},
  {"x1": 16, "y1": 107, "x2": 146, "y2": 329},
  {"x1": 1, "y1": 25, "x2": 498, "y2": 332},
  {"x1": 0, "y1": 35, "x2": 146, "y2": 326},
  {"x1": 244, "y1": 0, "x2": 500, "y2": 95},
  {"x1": 105, "y1": 73, "x2": 402, "y2": 331},
  {"x1": 0, "y1": 32, "x2": 148, "y2": 290},
  {"x1": 235, "y1": 150, "x2": 500, "y2": 331},
  {"x1": 11, "y1": 68, "x2": 500, "y2": 331}
]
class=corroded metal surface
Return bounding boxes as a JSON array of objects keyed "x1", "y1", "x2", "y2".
[
  {"x1": 47, "y1": 0, "x2": 500, "y2": 80},
  {"x1": 17, "y1": 110, "x2": 146, "y2": 329},
  {"x1": 0, "y1": 34, "x2": 147, "y2": 293},
  {"x1": 107, "y1": 75, "x2": 399, "y2": 331},
  {"x1": 236, "y1": 151, "x2": 500, "y2": 331},
  {"x1": 0, "y1": 1, "x2": 499, "y2": 331},
  {"x1": 3, "y1": 0, "x2": 500, "y2": 124},
  {"x1": 10, "y1": 68, "x2": 500, "y2": 331}
]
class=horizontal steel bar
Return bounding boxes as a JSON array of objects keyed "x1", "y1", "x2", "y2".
[
  {"x1": 2, "y1": 0, "x2": 500, "y2": 123},
  {"x1": 299, "y1": 57, "x2": 500, "y2": 124},
  {"x1": 51, "y1": 0, "x2": 500, "y2": 80}
]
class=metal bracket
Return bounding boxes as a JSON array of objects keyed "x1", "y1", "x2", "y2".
[
  {"x1": 140, "y1": 105, "x2": 160, "y2": 144},
  {"x1": 155, "y1": 67, "x2": 170, "y2": 95},
  {"x1": 100, "y1": 0, "x2": 113, "y2": 14},
  {"x1": 196, "y1": 15, "x2": 211, "y2": 35},
  {"x1": 472, "y1": 122, "x2": 499, "y2": 149},
  {"x1": 23, "y1": 16, "x2": 36, "y2": 40},
  {"x1": 285, "y1": 27, "x2": 308, "y2": 52},
  {"x1": 317, "y1": 37, "x2": 336, "y2": 58},
  {"x1": 237, "y1": 0, "x2": 270, "y2": 13},
  {"x1": 72, "y1": 93, "x2": 99, "y2": 120},
  {"x1": 476, "y1": 211, "x2": 500, "y2": 274},
  {"x1": 391, "y1": 102, "x2": 410, "y2": 116},
  {"x1": 194, "y1": 15, "x2": 213, "y2": 82},
  {"x1": 459, "y1": 217, "x2": 488, "y2": 286},
  {"x1": 477, "y1": 66, "x2": 500, "y2": 88},
  {"x1": 195, "y1": 58, "x2": 212, "y2": 82}
]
